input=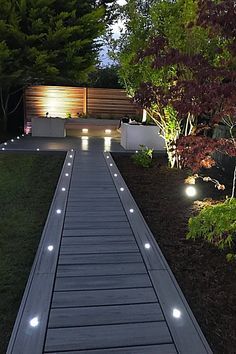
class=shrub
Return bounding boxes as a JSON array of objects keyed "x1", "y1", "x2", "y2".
[
  {"x1": 131, "y1": 145, "x2": 153, "y2": 168},
  {"x1": 187, "y1": 199, "x2": 236, "y2": 260}
]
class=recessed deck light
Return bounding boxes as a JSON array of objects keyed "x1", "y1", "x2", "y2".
[
  {"x1": 144, "y1": 243, "x2": 151, "y2": 249},
  {"x1": 129, "y1": 208, "x2": 134, "y2": 213},
  {"x1": 56, "y1": 209, "x2": 62, "y2": 214},
  {"x1": 173, "y1": 308, "x2": 181, "y2": 319},
  {"x1": 47, "y1": 245, "x2": 54, "y2": 252},
  {"x1": 29, "y1": 317, "x2": 39, "y2": 327},
  {"x1": 120, "y1": 187, "x2": 124, "y2": 191}
]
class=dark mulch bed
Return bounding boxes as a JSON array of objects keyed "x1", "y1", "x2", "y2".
[{"x1": 113, "y1": 153, "x2": 236, "y2": 354}]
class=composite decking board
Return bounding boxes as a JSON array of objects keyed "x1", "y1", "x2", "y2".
[
  {"x1": 60, "y1": 243, "x2": 138, "y2": 254},
  {"x1": 65, "y1": 211, "x2": 125, "y2": 217},
  {"x1": 56, "y1": 263, "x2": 146, "y2": 276},
  {"x1": 54, "y1": 274, "x2": 152, "y2": 291},
  {"x1": 48, "y1": 303, "x2": 163, "y2": 328},
  {"x1": 58, "y1": 253, "x2": 143, "y2": 265},
  {"x1": 61, "y1": 236, "x2": 135, "y2": 244},
  {"x1": 62, "y1": 228, "x2": 133, "y2": 236},
  {"x1": 63, "y1": 222, "x2": 130, "y2": 229},
  {"x1": 45, "y1": 343, "x2": 177, "y2": 354},
  {"x1": 44, "y1": 322, "x2": 172, "y2": 352},
  {"x1": 52, "y1": 288, "x2": 158, "y2": 308},
  {"x1": 65, "y1": 215, "x2": 128, "y2": 222}
]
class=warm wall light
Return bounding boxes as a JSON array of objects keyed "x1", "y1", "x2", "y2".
[
  {"x1": 82, "y1": 128, "x2": 88, "y2": 133},
  {"x1": 105, "y1": 129, "x2": 111, "y2": 134},
  {"x1": 185, "y1": 185, "x2": 197, "y2": 197}
]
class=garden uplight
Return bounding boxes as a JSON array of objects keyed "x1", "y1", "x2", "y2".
[{"x1": 185, "y1": 185, "x2": 197, "y2": 197}]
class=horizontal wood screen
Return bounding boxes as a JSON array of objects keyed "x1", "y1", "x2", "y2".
[{"x1": 24, "y1": 86, "x2": 141, "y2": 127}]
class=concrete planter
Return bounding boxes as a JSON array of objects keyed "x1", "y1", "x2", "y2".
[
  {"x1": 31, "y1": 117, "x2": 66, "y2": 137},
  {"x1": 120, "y1": 122, "x2": 165, "y2": 150}
]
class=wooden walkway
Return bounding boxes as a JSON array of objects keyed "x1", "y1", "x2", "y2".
[{"x1": 7, "y1": 150, "x2": 212, "y2": 354}]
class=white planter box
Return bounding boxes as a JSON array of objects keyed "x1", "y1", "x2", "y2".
[
  {"x1": 31, "y1": 118, "x2": 66, "y2": 137},
  {"x1": 120, "y1": 123, "x2": 165, "y2": 150}
]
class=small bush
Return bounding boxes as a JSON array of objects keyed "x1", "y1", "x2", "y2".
[
  {"x1": 132, "y1": 145, "x2": 153, "y2": 168},
  {"x1": 187, "y1": 198, "x2": 236, "y2": 260}
]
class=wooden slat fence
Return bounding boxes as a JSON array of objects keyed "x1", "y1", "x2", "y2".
[{"x1": 24, "y1": 86, "x2": 141, "y2": 129}]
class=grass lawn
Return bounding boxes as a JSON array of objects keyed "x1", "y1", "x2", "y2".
[{"x1": 0, "y1": 152, "x2": 65, "y2": 353}]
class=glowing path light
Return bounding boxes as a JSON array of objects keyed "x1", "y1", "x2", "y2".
[
  {"x1": 29, "y1": 317, "x2": 39, "y2": 327},
  {"x1": 185, "y1": 185, "x2": 197, "y2": 197}
]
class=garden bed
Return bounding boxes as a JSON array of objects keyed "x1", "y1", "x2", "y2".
[
  {"x1": 113, "y1": 153, "x2": 236, "y2": 354},
  {"x1": 0, "y1": 152, "x2": 65, "y2": 353}
]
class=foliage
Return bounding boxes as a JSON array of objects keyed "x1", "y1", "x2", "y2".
[
  {"x1": 131, "y1": 145, "x2": 153, "y2": 168},
  {"x1": 0, "y1": 0, "x2": 116, "y2": 130},
  {"x1": 187, "y1": 199, "x2": 236, "y2": 260},
  {"x1": 177, "y1": 135, "x2": 236, "y2": 172},
  {"x1": 66, "y1": 112, "x2": 72, "y2": 119},
  {"x1": 88, "y1": 65, "x2": 123, "y2": 88}
]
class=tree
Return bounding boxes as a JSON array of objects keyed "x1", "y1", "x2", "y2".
[
  {"x1": 0, "y1": 0, "x2": 115, "y2": 131},
  {"x1": 88, "y1": 65, "x2": 123, "y2": 88}
]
